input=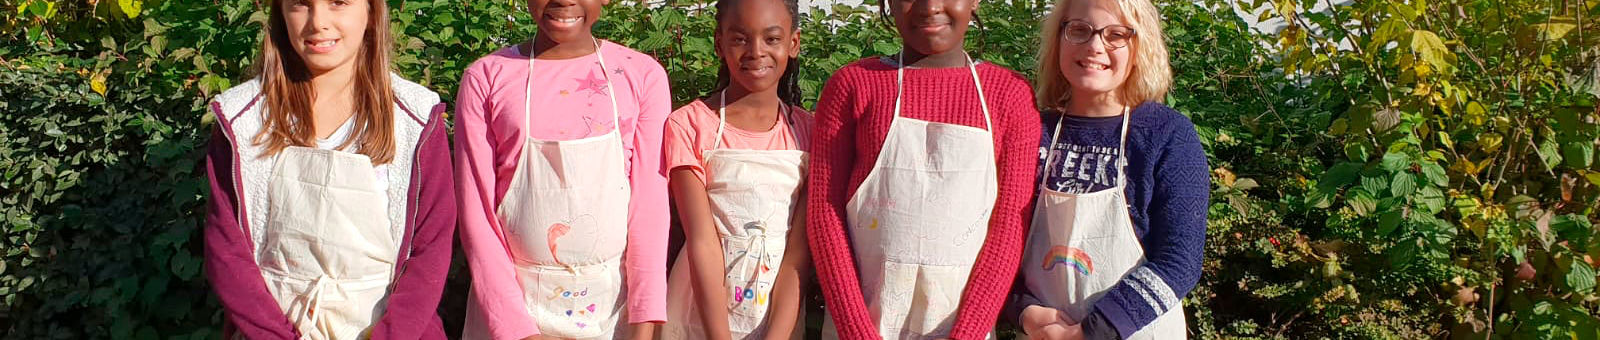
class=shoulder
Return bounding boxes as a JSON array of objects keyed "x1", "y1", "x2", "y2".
[
  {"x1": 788, "y1": 105, "x2": 815, "y2": 124},
  {"x1": 390, "y1": 74, "x2": 443, "y2": 125},
  {"x1": 1130, "y1": 101, "x2": 1194, "y2": 133},
  {"x1": 211, "y1": 78, "x2": 264, "y2": 123},
  {"x1": 461, "y1": 46, "x2": 522, "y2": 81},
  {"x1": 976, "y1": 62, "x2": 1031, "y2": 85},
  {"x1": 667, "y1": 100, "x2": 713, "y2": 129},
  {"x1": 976, "y1": 62, "x2": 1036, "y2": 101},
  {"x1": 831, "y1": 57, "x2": 895, "y2": 82},
  {"x1": 602, "y1": 41, "x2": 667, "y2": 76}
]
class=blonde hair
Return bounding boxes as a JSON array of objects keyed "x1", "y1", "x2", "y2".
[{"x1": 1035, "y1": 0, "x2": 1171, "y2": 109}]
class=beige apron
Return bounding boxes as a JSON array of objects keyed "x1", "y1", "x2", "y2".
[
  {"x1": 260, "y1": 146, "x2": 398, "y2": 339},
  {"x1": 823, "y1": 53, "x2": 997, "y2": 340},
  {"x1": 662, "y1": 92, "x2": 808, "y2": 340},
  {"x1": 1020, "y1": 109, "x2": 1186, "y2": 339},
  {"x1": 463, "y1": 39, "x2": 632, "y2": 340}
]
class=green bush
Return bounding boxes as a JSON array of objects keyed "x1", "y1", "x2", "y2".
[{"x1": 2, "y1": 0, "x2": 1597, "y2": 338}]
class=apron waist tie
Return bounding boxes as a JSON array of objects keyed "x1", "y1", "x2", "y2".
[
  {"x1": 726, "y1": 226, "x2": 773, "y2": 287},
  {"x1": 297, "y1": 275, "x2": 333, "y2": 336}
]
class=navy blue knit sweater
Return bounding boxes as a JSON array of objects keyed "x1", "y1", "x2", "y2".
[{"x1": 1007, "y1": 102, "x2": 1210, "y2": 339}]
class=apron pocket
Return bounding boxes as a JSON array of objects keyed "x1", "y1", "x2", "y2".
[
  {"x1": 869, "y1": 261, "x2": 969, "y2": 338},
  {"x1": 519, "y1": 263, "x2": 625, "y2": 339}
]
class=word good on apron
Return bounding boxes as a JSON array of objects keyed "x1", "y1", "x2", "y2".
[
  {"x1": 464, "y1": 39, "x2": 632, "y2": 340},
  {"x1": 1020, "y1": 108, "x2": 1187, "y2": 339},
  {"x1": 663, "y1": 91, "x2": 807, "y2": 340},
  {"x1": 824, "y1": 53, "x2": 998, "y2": 340}
]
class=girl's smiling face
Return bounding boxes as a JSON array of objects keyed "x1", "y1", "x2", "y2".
[
  {"x1": 716, "y1": 0, "x2": 800, "y2": 94},
  {"x1": 885, "y1": 0, "x2": 977, "y2": 57},
  {"x1": 528, "y1": 0, "x2": 609, "y2": 44},
  {"x1": 1058, "y1": 0, "x2": 1134, "y2": 99},
  {"x1": 280, "y1": 0, "x2": 370, "y2": 75}
]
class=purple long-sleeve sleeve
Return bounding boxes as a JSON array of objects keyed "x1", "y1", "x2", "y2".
[
  {"x1": 204, "y1": 103, "x2": 299, "y2": 339},
  {"x1": 370, "y1": 103, "x2": 457, "y2": 339}
]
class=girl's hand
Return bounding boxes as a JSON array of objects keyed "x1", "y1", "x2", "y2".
[
  {"x1": 1030, "y1": 322, "x2": 1083, "y2": 340},
  {"x1": 1020, "y1": 305, "x2": 1082, "y2": 340}
]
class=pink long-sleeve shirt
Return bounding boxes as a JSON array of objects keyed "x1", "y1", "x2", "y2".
[{"x1": 454, "y1": 41, "x2": 672, "y2": 339}]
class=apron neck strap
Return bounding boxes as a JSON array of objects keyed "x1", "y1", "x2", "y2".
[
  {"x1": 1114, "y1": 105, "x2": 1131, "y2": 188},
  {"x1": 709, "y1": 90, "x2": 796, "y2": 155},
  {"x1": 523, "y1": 39, "x2": 622, "y2": 136},
  {"x1": 892, "y1": 52, "x2": 992, "y2": 132}
]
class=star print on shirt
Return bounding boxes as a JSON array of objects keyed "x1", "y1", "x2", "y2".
[{"x1": 574, "y1": 69, "x2": 608, "y2": 95}]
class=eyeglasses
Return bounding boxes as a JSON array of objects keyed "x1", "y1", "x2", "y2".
[{"x1": 1061, "y1": 20, "x2": 1136, "y2": 49}]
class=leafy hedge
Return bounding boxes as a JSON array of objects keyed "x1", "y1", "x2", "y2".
[{"x1": 2, "y1": 0, "x2": 1597, "y2": 338}]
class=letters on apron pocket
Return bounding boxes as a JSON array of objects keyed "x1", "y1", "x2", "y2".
[
  {"x1": 722, "y1": 233, "x2": 782, "y2": 332},
  {"x1": 519, "y1": 262, "x2": 626, "y2": 339}
]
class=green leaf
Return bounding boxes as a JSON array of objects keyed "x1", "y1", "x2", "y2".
[
  {"x1": 1379, "y1": 209, "x2": 1403, "y2": 236},
  {"x1": 1321, "y1": 162, "x2": 1363, "y2": 189},
  {"x1": 872, "y1": 40, "x2": 900, "y2": 56},
  {"x1": 1389, "y1": 238, "x2": 1420, "y2": 266},
  {"x1": 1567, "y1": 260, "x2": 1596, "y2": 293},
  {"x1": 1551, "y1": 215, "x2": 1594, "y2": 248},
  {"x1": 1361, "y1": 175, "x2": 1389, "y2": 195},
  {"x1": 1421, "y1": 161, "x2": 1448, "y2": 187},
  {"x1": 1344, "y1": 141, "x2": 1372, "y2": 162},
  {"x1": 1539, "y1": 137, "x2": 1564, "y2": 170},
  {"x1": 1349, "y1": 192, "x2": 1378, "y2": 216},
  {"x1": 1417, "y1": 187, "x2": 1447, "y2": 213},
  {"x1": 1391, "y1": 172, "x2": 1417, "y2": 197},
  {"x1": 1380, "y1": 152, "x2": 1411, "y2": 172},
  {"x1": 198, "y1": 74, "x2": 230, "y2": 96},
  {"x1": 1562, "y1": 141, "x2": 1594, "y2": 168}
]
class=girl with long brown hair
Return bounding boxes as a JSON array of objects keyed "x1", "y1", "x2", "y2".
[{"x1": 202, "y1": 0, "x2": 455, "y2": 338}]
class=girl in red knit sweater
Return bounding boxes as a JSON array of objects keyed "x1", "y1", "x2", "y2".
[{"x1": 806, "y1": 0, "x2": 1041, "y2": 338}]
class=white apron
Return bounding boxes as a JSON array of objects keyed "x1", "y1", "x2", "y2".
[
  {"x1": 662, "y1": 92, "x2": 808, "y2": 340},
  {"x1": 824, "y1": 54, "x2": 998, "y2": 340},
  {"x1": 260, "y1": 146, "x2": 399, "y2": 340},
  {"x1": 1020, "y1": 109, "x2": 1187, "y2": 339},
  {"x1": 463, "y1": 40, "x2": 632, "y2": 340}
]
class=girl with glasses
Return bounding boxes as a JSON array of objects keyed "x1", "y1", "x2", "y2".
[{"x1": 1008, "y1": 0, "x2": 1209, "y2": 338}]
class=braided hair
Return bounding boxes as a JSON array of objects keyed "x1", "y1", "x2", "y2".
[{"x1": 712, "y1": 0, "x2": 805, "y2": 107}]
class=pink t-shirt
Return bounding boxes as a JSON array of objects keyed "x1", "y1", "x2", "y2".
[
  {"x1": 452, "y1": 41, "x2": 671, "y2": 339},
  {"x1": 664, "y1": 100, "x2": 813, "y2": 182}
]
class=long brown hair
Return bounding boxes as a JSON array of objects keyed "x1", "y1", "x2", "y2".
[{"x1": 251, "y1": 0, "x2": 396, "y2": 164}]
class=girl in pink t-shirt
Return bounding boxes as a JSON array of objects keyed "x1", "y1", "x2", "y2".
[
  {"x1": 452, "y1": 0, "x2": 672, "y2": 339},
  {"x1": 659, "y1": 0, "x2": 812, "y2": 339}
]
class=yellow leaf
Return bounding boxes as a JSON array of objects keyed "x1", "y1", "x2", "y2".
[
  {"x1": 90, "y1": 71, "x2": 107, "y2": 95},
  {"x1": 1410, "y1": 30, "x2": 1452, "y2": 71},
  {"x1": 1531, "y1": 22, "x2": 1577, "y2": 41},
  {"x1": 1466, "y1": 101, "x2": 1487, "y2": 125},
  {"x1": 1480, "y1": 132, "x2": 1503, "y2": 154},
  {"x1": 1214, "y1": 167, "x2": 1237, "y2": 187},
  {"x1": 117, "y1": 0, "x2": 141, "y2": 19}
]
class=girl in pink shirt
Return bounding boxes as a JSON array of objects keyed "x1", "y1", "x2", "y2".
[
  {"x1": 452, "y1": 0, "x2": 671, "y2": 338},
  {"x1": 659, "y1": 0, "x2": 812, "y2": 339}
]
